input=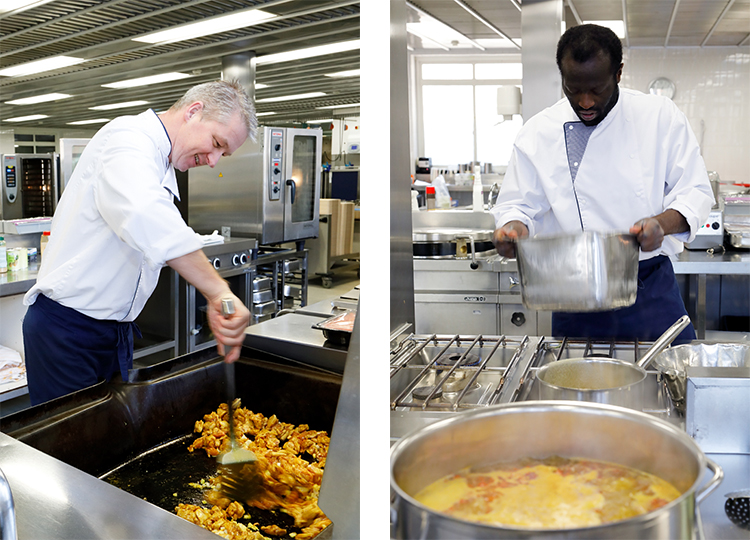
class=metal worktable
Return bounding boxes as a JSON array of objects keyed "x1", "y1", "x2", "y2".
[
  {"x1": 0, "y1": 432, "x2": 218, "y2": 540},
  {"x1": 0, "y1": 263, "x2": 39, "y2": 298},
  {"x1": 671, "y1": 249, "x2": 750, "y2": 339}
]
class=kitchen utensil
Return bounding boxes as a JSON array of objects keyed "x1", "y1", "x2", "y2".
[
  {"x1": 725, "y1": 490, "x2": 750, "y2": 529},
  {"x1": 391, "y1": 401, "x2": 723, "y2": 539},
  {"x1": 536, "y1": 316, "x2": 690, "y2": 409},
  {"x1": 216, "y1": 298, "x2": 260, "y2": 502},
  {"x1": 515, "y1": 231, "x2": 639, "y2": 311}
]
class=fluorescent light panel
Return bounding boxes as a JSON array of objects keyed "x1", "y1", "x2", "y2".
[
  {"x1": 316, "y1": 103, "x2": 360, "y2": 110},
  {"x1": 0, "y1": 56, "x2": 84, "y2": 77},
  {"x1": 0, "y1": 0, "x2": 55, "y2": 14},
  {"x1": 133, "y1": 8, "x2": 275, "y2": 44},
  {"x1": 5, "y1": 93, "x2": 73, "y2": 105},
  {"x1": 325, "y1": 69, "x2": 360, "y2": 78},
  {"x1": 306, "y1": 119, "x2": 334, "y2": 123},
  {"x1": 256, "y1": 112, "x2": 276, "y2": 116},
  {"x1": 4, "y1": 114, "x2": 48, "y2": 122},
  {"x1": 255, "y1": 83, "x2": 269, "y2": 89},
  {"x1": 90, "y1": 100, "x2": 149, "y2": 111},
  {"x1": 67, "y1": 118, "x2": 110, "y2": 125},
  {"x1": 256, "y1": 40, "x2": 360, "y2": 65},
  {"x1": 102, "y1": 72, "x2": 190, "y2": 89},
  {"x1": 584, "y1": 20, "x2": 625, "y2": 38},
  {"x1": 256, "y1": 92, "x2": 325, "y2": 103}
]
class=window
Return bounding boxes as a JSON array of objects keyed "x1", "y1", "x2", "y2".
[{"x1": 416, "y1": 58, "x2": 523, "y2": 170}]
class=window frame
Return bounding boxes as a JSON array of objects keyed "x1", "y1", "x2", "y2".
[{"x1": 413, "y1": 54, "x2": 523, "y2": 169}]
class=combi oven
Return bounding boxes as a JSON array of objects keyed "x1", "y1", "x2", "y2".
[
  {"x1": 1, "y1": 153, "x2": 60, "y2": 220},
  {"x1": 188, "y1": 126, "x2": 322, "y2": 245}
]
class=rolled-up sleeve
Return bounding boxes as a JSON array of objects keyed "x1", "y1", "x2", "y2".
[{"x1": 93, "y1": 129, "x2": 202, "y2": 269}]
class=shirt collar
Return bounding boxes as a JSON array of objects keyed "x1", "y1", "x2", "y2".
[{"x1": 145, "y1": 108, "x2": 181, "y2": 201}]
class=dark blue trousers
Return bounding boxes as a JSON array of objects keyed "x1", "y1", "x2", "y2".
[
  {"x1": 23, "y1": 294, "x2": 139, "y2": 405},
  {"x1": 551, "y1": 255, "x2": 695, "y2": 343}
]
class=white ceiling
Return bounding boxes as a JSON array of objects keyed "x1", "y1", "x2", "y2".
[
  {"x1": 407, "y1": 0, "x2": 750, "y2": 50},
  {"x1": 0, "y1": 0, "x2": 360, "y2": 130}
]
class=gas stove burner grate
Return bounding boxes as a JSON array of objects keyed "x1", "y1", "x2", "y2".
[{"x1": 436, "y1": 352, "x2": 481, "y2": 368}]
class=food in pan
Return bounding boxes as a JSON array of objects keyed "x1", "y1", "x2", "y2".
[
  {"x1": 177, "y1": 401, "x2": 331, "y2": 540},
  {"x1": 318, "y1": 310, "x2": 356, "y2": 332},
  {"x1": 414, "y1": 455, "x2": 682, "y2": 529}
]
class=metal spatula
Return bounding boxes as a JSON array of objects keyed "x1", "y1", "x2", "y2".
[{"x1": 216, "y1": 298, "x2": 261, "y2": 502}]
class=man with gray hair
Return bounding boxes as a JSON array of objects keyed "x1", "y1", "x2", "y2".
[{"x1": 23, "y1": 80, "x2": 256, "y2": 405}]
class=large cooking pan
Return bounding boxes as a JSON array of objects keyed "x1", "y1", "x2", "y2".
[
  {"x1": 535, "y1": 316, "x2": 690, "y2": 409},
  {"x1": 391, "y1": 401, "x2": 723, "y2": 539},
  {"x1": 1, "y1": 347, "x2": 342, "y2": 539}
]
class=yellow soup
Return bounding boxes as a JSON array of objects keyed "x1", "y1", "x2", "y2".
[{"x1": 414, "y1": 456, "x2": 681, "y2": 529}]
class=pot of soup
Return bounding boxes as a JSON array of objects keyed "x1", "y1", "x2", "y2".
[{"x1": 390, "y1": 401, "x2": 722, "y2": 539}]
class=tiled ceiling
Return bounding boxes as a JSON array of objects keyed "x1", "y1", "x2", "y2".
[
  {"x1": 0, "y1": 0, "x2": 360, "y2": 130},
  {"x1": 407, "y1": 0, "x2": 750, "y2": 49}
]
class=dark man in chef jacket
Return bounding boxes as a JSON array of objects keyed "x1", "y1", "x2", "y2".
[
  {"x1": 22, "y1": 80, "x2": 254, "y2": 405},
  {"x1": 492, "y1": 24, "x2": 714, "y2": 342}
]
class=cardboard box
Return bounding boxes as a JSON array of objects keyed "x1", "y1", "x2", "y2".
[
  {"x1": 340, "y1": 201, "x2": 355, "y2": 255},
  {"x1": 320, "y1": 199, "x2": 341, "y2": 256}
]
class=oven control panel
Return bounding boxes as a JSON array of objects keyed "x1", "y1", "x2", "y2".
[
  {"x1": 268, "y1": 130, "x2": 283, "y2": 201},
  {"x1": 3, "y1": 155, "x2": 18, "y2": 203}
]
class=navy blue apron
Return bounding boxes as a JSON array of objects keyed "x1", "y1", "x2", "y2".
[
  {"x1": 551, "y1": 255, "x2": 696, "y2": 342},
  {"x1": 23, "y1": 294, "x2": 141, "y2": 405}
]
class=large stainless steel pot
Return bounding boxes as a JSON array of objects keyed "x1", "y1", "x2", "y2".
[
  {"x1": 516, "y1": 231, "x2": 639, "y2": 311},
  {"x1": 391, "y1": 401, "x2": 722, "y2": 539},
  {"x1": 535, "y1": 316, "x2": 690, "y2": 410}
]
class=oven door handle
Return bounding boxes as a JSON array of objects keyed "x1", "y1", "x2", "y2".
[{"x1": 286, "y1": 179, "x2": 296, "y2": 204}]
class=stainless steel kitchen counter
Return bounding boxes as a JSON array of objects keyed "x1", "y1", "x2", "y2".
[
  {"x1": 0, "y1": 432, "x2": 218, "y2": 540},
  {"x1": 0, "y1": 263, "x2": 39, "y2": 298}
]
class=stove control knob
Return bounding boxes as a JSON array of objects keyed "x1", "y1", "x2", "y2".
[
  {"x1": 511, "y1": 312, "x2": 526, "y2": 327},
  {"x1": 240, "y1": 253, "x2": 248, "y2": 265},
  {"x1": 212, "y1": 258, "x2": 221, "y2": 269},
  {"x1": 274, "y1": 167, "x2": 281, "y2": 175},
  {"x1": 232, "y1": 254, "x2": 240, "y2": 266},
  {"x1": 274, "y1": 144, "x2": 281, "y2": 151}
]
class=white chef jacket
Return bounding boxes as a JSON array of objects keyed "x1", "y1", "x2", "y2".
[
  {"x1": 25, "y1": 109, "x2": 203, "y2": 321},
  {"x1": 491, "y1": 87, "x2": 715, "y2": 260}
]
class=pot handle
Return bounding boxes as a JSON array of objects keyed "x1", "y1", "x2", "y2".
[
  {"x1": 636, "y1": 315, "x2": 691, "y2": 369},
  {"x1": 696, "y1": 456, "x2": 724, "y2": 505}
]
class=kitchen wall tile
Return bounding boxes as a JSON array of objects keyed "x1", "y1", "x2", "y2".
[{"x1": 621, "y1": 47, "x2": 750, "y2": 183}]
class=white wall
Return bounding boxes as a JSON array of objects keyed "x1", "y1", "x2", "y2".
[{"x1": 621, "y1": 47, "x2": 750, "y2": 183}]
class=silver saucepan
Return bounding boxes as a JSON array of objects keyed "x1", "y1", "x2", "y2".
[{"x1": 536, "y1": 315, "x2": 691, "y2": 410}]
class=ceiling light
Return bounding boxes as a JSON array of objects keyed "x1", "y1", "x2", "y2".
[
  {"x1": 256, "y1": 112, "x2": 276, "y2": 117},
  {"x1": 89, "y1": 100, "x2": 149, "y2": 111},
  {"x1": 5, "y1": 93, "x2": 73, "y2": 105},
  {"x1": 255, "y1": 83, "x2": 269, "y2": 89},
  {"x1": 256, "y1": 40, "x2": 360, "y2": 65},
  {"x1": 4, "y1": 114, "x2": 48, "y2": 122},
  {"x1": 583, "y1": 20, "x2": 625, "y2": 39},
  {"x1": 0, "y1": 56, "x2": 84, "y2": 77},
  {"x1": 67, "y1": 119, "x2": 110, "y2": 125},
  {"x1": 316, "y1": 103, "x2": 360, "y2": 110},
  {"x1": 325, "y1": 69, "x2": 360, "y2": 78},
  {"x1": 0, "y1": 0, "x2": 55, "y2": 14},
  {"x1": 256, "y1": 92, "x2": 326, "y2": 103},
  {"x1": 306, "y1": 119, "x2": 334, "y2": 123},
  {"x1": 102, "y1": 72, "x2": 191, "y2": 89},
  {"x1": 133, "y1": 8, "x2": 275, "y2": 44}
]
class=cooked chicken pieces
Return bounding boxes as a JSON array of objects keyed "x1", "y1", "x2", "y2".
[{"x1": 176, "y1": 402, "x2": 332, "y2": 540}]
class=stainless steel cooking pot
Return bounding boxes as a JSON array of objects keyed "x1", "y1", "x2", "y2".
[
  {"x1": 535, "y1": 316, "x2": 690, "y2": 410},
  {"x1": 391, "y1": 401, "x2": 722, "y2": 540},
  {"x1": 515, "y1": 231, "x2": 639, "y2": 311}
]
